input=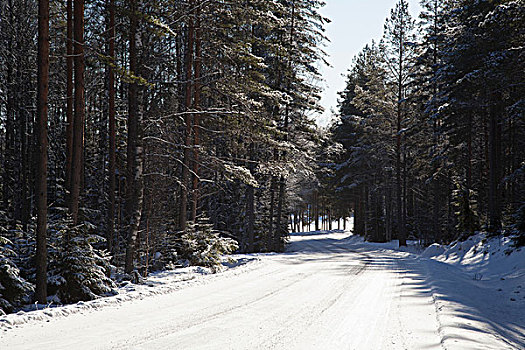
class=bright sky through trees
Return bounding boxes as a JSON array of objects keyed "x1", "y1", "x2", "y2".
[{"x1": 317, "y1": 0, "x2": 423, "y2": 127}]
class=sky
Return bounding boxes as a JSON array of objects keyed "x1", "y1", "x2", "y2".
[{"x1": 315, "y1": 0, "x2": 423, "y2": 127}]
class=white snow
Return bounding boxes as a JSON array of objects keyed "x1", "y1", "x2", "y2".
[
  {"x1": 1, "y1": 230, "x2": 524, "y2": 349},
  {"x1": 420, "y1": 234, "x2": 525, "y2": 349},
  {"x1": 0, "y1": 256, "x2": 261, "y2": 329}
]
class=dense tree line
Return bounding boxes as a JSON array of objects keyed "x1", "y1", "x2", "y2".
[
  {"x1": 0, "y1": 0, "x2": 327, "y2": 313},
  {"x1": 326, "y1": 0, "x2": 524, "y2": 246}
]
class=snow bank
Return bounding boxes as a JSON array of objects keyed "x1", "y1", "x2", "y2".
[
  {"x1": 0, "y1": 255, "x2": 260, "y2": 330},
  {"x1": 422, "y1": 233, "x2": 525, "y2": 280},
  {"x1": 420, "y1": 234, "x2": 525, "y2": 349},
  {"x1": 345, "y1": 234, "x2": 425, "y2": 255},
  {"x1": 345, "y1": 232, "x2": 525, "y2": 348},
  {"x1": 421, "y1": 243, "x2": 446, "y2": 258}
]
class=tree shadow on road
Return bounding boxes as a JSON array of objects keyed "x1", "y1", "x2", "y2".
[{"x1": 284, "y1": 231, "x2": 525, "y2": 349}]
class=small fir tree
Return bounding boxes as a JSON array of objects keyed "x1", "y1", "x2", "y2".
[
  {"x1": 0, "y1": 236, "x2": 33, "y2": 314},
  {"x1": 453, "y1": 182, "x2": 480, "y2": 240},
  {"x1": 47, "y1": 214, "x2": 116, "y2": 304},
  {"x1": 511, "y1": 203, "x2": 525, "y2": 247},
  {"x1": 176, "y1": 217, "x2": 238, "y2": 271}
]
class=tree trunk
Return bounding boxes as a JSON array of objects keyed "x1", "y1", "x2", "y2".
[
  {"x1": 488, "y1": 96, "x2": 502, "y2": 233},
  {"x1": 70, "y1": 0, "x2": 85, "y2": 224},
  {"x1": 179, "y1": 0, "x2": 195, "y2": 231},
  {"x1": 356, "y1": 189, "x2": 364, "y2": 236},
  {"x1": 465, "y1": 114, "x2": 474, "y2": 237},
  {"x1": 276, "y1": 105, "x2": 289, "y2": 247},
  {"x1": 20, "y1": 86, "x2": 30, "y2": 229},
  {"x1": 3, "y1": 32, "x2": 13, "y2": 216},
  {"x1": 107, "y1": 0, "x2": 116, "y2": 253},
  {"x1": 275, "y1": 0, "x2": 295, "y2": 246},
  {"x1": 402, "y1": 151, "x2": 408, "y2": 238},
  {"x1": 124, "y1": 0, "x2": 144, "y2": 274},
  {"x1": 35, "y1": 0, "x2": 50, "y2": 304},
  {"x1": 246, "y1": 143, "x2": 255, "y2": 252},
  {"x1": 65, "y1": 0, "x2": 74, "y2": 197},
  {"x1": 314, "y1": 191, "x2": 319, "y2": 231},
  {"x1": 385, "y1": 173, "x2": 393, "y2": 241},
  {"x1": 276, "y1": 174, "x2": 285, "y2": 249},
  {"x1": 364, "y1": 185, "x2": 370, "y2": 238},
  {"x1": 191, "y1": 3, "x2": 202, "y2": 223},
  {"x1": 396, "y1": 9, "x2": 407, "y2": 247},
  {"x1": 396, "y1": 65, "x2": 406, "y2": 246},
  {"x1": 268, "y1": 173, "x2": 277, "y2": 250}
]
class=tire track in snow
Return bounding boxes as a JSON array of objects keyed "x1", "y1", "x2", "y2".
[
  {"x1": 258, "y1": 257, "x2": 370, "y2": 349},
  {"x1": 128, "y1": 236, "x2": 370, "y2": 349},
  {"x1": 119, "y1": 266, "x2": 324, "y2": 348}
]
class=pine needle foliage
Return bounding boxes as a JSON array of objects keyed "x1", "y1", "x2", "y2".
[
  {"x1": 511, "y1": 203, "x2": 525, "y2": 247},
  {"x1": 47, "y1": 214, "x2": 117, "y2": 304},
  {"x1": 0, "y1": 236, "x2": 33, "y2": 315},
  {"x1": 176, "y1": 217, "x2": 238, "y2": 271}
]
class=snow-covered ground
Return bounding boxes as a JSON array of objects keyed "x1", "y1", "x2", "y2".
[
  {"x1": 421, "y1": 234, "x2": 525, "y2": 349},
  {"x1": 1, "y1": 230, "x2": 524, "y2": 349},
  {"x1": 345, "y1": 233, "x2": 525, "y2": 349}
]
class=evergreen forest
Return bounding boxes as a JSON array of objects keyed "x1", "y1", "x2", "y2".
[{"x1": 0, "y1": 0, "x2": 524, "y2": 316}]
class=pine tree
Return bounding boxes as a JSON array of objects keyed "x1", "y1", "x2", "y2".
[
  {"x1": 381, "y1": 0, "x2": 416, "y2": 246},
  {"x1": 176, "y1": 217, "x2": 238, "y2": 271},
  {"x1": 329, "y1": 0, "x2": 525, "y2": 246},
  {"x1": 106, "y1": 0, "x2": 116, "y2": 253},
  {"x1": 124, "y1": 0, "x2": 145, "y2": 274},
  {"x1": 69, "y1": 0, "x2": 85, "y2": 224},
  {"x1": 0, "y1": 235, "x2": 33, "y2": 314},
  {"x1": 47, "y1": 215, "x2": 116, "y2": 304},
  {"x1": 35, "y1": 0, "x2": 50, "y2": 304}
]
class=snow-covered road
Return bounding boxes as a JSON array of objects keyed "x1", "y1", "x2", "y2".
[
  {"x1": 5, "y1": 230, "x2": 524, "y2": 349},
  {"x1": 2, "y1": 230, "x2": 448, "y2": 349}
]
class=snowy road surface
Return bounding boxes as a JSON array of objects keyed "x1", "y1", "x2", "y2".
[{"x1": 2, "y1": 231, "x2": 521, "y2": 349}]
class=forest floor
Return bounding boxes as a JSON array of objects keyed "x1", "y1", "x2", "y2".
[{"x1": 1, "y1": 229, "x2": 524, "y2": 349}]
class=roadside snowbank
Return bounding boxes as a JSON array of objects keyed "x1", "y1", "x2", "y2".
[
  {"x1": 345, "y1": 233, "x2": 525, "y2": 349},
  {"x1": 0, "y1": 255, "x2": 260, "y2": 330},
  {"x1": 421, "y1": 234, "x2": 525, "y2": 349},
  {"x1": 422, "y1": 233, "x2": 525, "y2": 281},
  {"x1": 344, "y1": 234, "x2": 425, "y2": 255}
]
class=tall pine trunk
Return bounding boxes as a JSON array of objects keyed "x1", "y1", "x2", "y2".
[
  {"x1": 124, "y1": 0, "x2": 144, "y2": 274},
  {"x1": 275, "y1": 0, "x2": 295, "y2": 251},
  {"x1": 314, "y1": 190, "x2": 319, "y2": 231},
  {"x1": 65, "y1": 0, "x2": 74, "y2": 197},
  {"x1": 268, "y1": 172, "x2": 277, "y2": 249},
  {"x1": 246, "y1": 142, "x2": 255, "y2": 252},
  {"x1": 35, "y1": 0, "x2": 50, "y2": 304},
  {"x1": 191, "y1": 3, "x2": 202, "y2": 222},
  {"x1": 276, "y1": 174, "x2": 285, "y2": 248},
  {"x1": 106, "y1": 0, "x2": 116, "y2": 253},
  {"x1": 20, "y1": 85, "x2": 30, "y2": 229},
  {"x1": 396, "y1": 24, "x2": 406, "y2": 247},
  {"x1": 180, "y1": 0, "x2": 195, "y2": 231},
  {"x1": 70, "y1": 0, "x2": 85, "y2": 224},
  {"x1": 488, "y1": 95, "x2": 502, "y2": 233}
]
